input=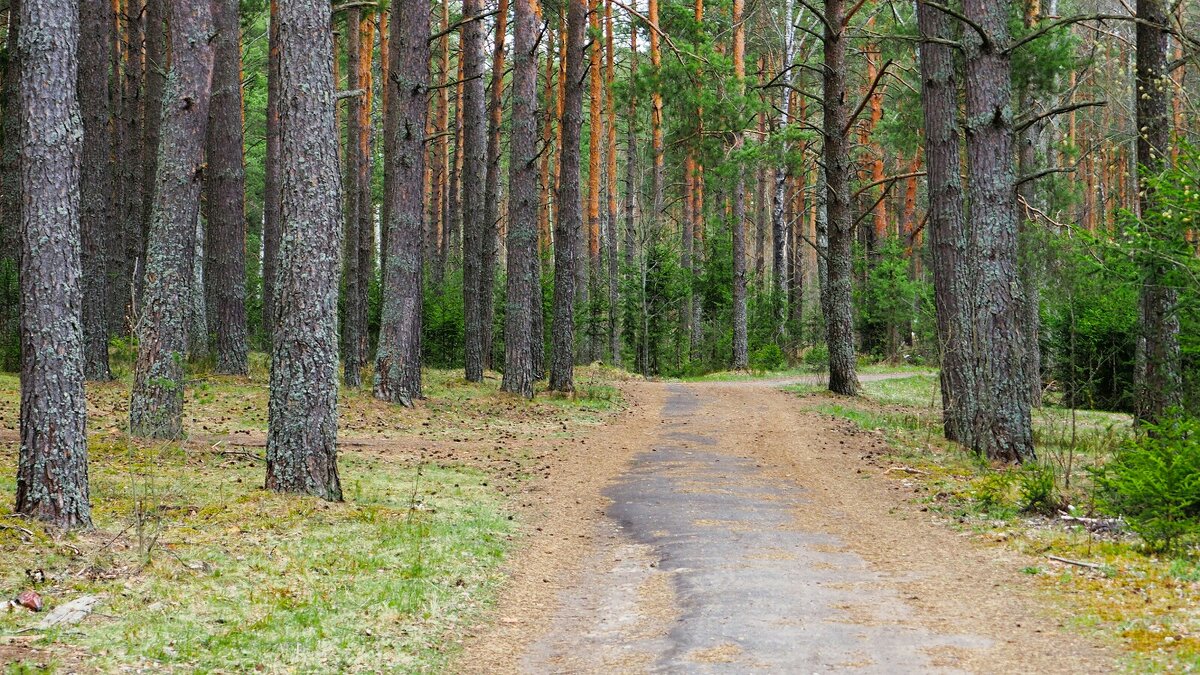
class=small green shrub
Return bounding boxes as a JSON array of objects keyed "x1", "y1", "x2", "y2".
[
  {"x1": 802, "y1": 343, "x2": 829, "y2": 370},
  {"x1": 1091, "y1": 416, "x2": 1200, "y2": 551},
  {"x1": 1019, "y1": 462, "x2": 1062, "y2": 515},
  {"x1": 971, "y1": 470, "x2": 1017, "y2": 513},
  {"x1": 750, "y1": 343, "x2": 787, "y2": 372}
]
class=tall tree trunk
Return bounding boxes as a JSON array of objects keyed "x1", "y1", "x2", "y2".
[
  {"x1": 0, "y1": 0, "x2": 20, "y2": 372},
  {"x1": 433, "y1": 0, "x2": 451, "y2": 283},
  {"x1": 501, "y1": 0, "x2": 539, "y2": 398},
  {"x1": 821, "y1": 0, "x2": 859, "y2": 396},
  {"x1": 771, "y1": 0, "x2": 795, "y2": 320},
  {"x1": 622, "y1": 22, "x2": 637, "y2": 267},
  {"x1": 116, "y1": 0, "x2": 146, "y2": 339},
  {"x1": 1134, "y1": 0, "x2": 1182, "y2": 422},
  {"x1": 356, "y1": 15, "x2": 375, "y2": 373},
  {"x1": 483, "y1": 0, "x2": 510, "y2": 371},
  {"x1": 917, "y1": 0, "x2": 975, "y2": 446},
  {"x1": 731, "y1": 0, "x2": 748, "y2": 370},
  {"x1": 963, "y1": 0, "x2": 1035, "y2": 462},
  {"x1": 342, "y1": 9, "x2": 365, "y2": 386},
  {"x1": 538, "y1": 26, "x2": 556, "y2": 255},
  {"x1": 604, "y1": 0, "x2": 619, "y2": 364},
  {"x1": 129, "y1": 0, "x2": 216, "y2": 440},
  {"x1": 263, "y1": 0, "x2": 281, "y2": 346},
  {"x1": 15, "y1": 0, "x2": 93, "y2": 529},
  {"x1": 205, "y1": 0, "x2": 248, "y2": 375},
  {"x1": 376, "y1": 0, "x2": 427, "y2": 405},
  {"x1": 461, "y1": 0, "x2": 488, "y2": 382},
  {"x1": 648, "y1": 0, "x2": 663, "y2": 238},
  {"x1": 80, "y1": 0, "x2": 114, "y2": 381},
  {"x1": 1017, "y1": 0, "x2": 1043, "y2": 408},
  {"x1": 550, "y1": 0, "x2": 586, "y2": 393},
  {"x1": 585, "y1": 0, "x2": 603, "y2": 361},
  {"x1": 267, "y1": 0, "x2": 344, "y2": 501},
  {"x1": 139, "y1": 0, "x2": 166, "y2": 310}
]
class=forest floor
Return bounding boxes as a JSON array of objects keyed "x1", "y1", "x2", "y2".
[{"x1": 0, "y1": 365, "x2": 1196, "y2": 672}]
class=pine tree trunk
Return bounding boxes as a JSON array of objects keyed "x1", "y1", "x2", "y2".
[
  {"x1": 623, "y1": 25, "x2": 637, "y2": 268},
  {"x1": 0, "y1": 1, "x2": 19, "y2": 372},
  {"x1": 771, "y1": 0, "x2": 795, "y2": 320},
  {"x1": 80, "y1": 0, "x2": 114, "y2": 381},
  {"x1": 482, "y1": 0, "x2": 510, "y2": 371},
  {"x1": 15, "y1": 0, "x2": 93, "y2": 529},
  {"x1": 267, "y1": 0, "x2": 344, "y2": 501},
  {"x1": 342, "y1": 10, "x2": 365, "y2": 386},
  {"x1": 356, "y1": 15, "x2": 374, "y2": 375},
  {"x1": 501, "y1": 0, "x2": 539, "y2": 398},
  {"x1": 116, "y1": 1, "x2": 145, "y2": 338},
  {"x1": 821, "y1": 0, "x2": 859, "y2": 396},
  {"x1": 731, "y1": 0, "x2": 748, "y2": 370},
  {"x1": 963, "y1": 0, "x2": 1034, "y2": 462},
  {"x1": 604, "y1": 0, "x2": 620, "y2": 365},
  {"x1": 1134, "y1": 0, "x2": 1182, "y2": 422},
  {"x1": 139, "y1": 0, "x2": 166, "y2": 310},
  {"x1": 205, "y1": 0, "x2": 248, "y2": 375},
  {"x1": 461, "y1": 0, "x2": 488, "y2": 382},
  {"x1": 917, "y1": 0, "x2": 975, "y2": 446},
  {"x1": 550, "y1": 0, "x2": 586, "y2": 393},
  {"x1": 129, "y1": 0, "x2": 216, "y2": 440},
  {"x1": 376, "y1": 0, "x2": 427, "y2": 405},
  {"x1": 263, "y1": 0, "x2": 281, "y2": 346},
  {"x1": 648, "y1": 0, "x2": 664, "y2": 239}
]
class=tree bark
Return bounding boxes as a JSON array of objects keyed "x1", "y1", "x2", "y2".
[
  {"x1": 341, "y1": 9, "x2": 365, "y2": 386},
  {"x1": 462, "y1": 0, "x2": 489, "y2": 382},
  {"x1": 204, "y1": 0, "x2": 248, "y2": 375},
  {"x1": 376, "y1": 0, "x2": 428, "y2": 405},
  {"x1": 1134, "y1": 0, "x2": 1182, "y2": 423},
  {"x1": 139, "y1": 0, "x2": 166, "y2": 310},
  {"x1": 80, "y1": 0, "x2": 114, "y2": 381},
  {"x1": 501, "y1": 0, "x2": 539, "y2": 398},
  {"x1": 267, "y1": 0, "x2": 344, "y2": 501},
  {"x1": 115, "y1": 0, "x2": 146, "y2": 339},
  {"x1": 623, "y1": 23, "x2": 637, "y2": 268},
  {"x1": 648, "y1": 0, "x2": 663, "y2": 239},
  {"x1": 263, "y1": 0, "x2": 281, "y2": 346},
  {"x1": 15, "y1": 0, "x2": 93, "y2": 529},
  {"x1": 482, "y1": 0, "x2": 510, "y2": 371},
  {"x1": 604, "y1": 0, "x2": 619, "y2": 365},
  {"x1": 771, "y1": 0, "x2": 795, "y2": 319},
  {"x1": 129, "y1": 0, "x2": 216, "y2": 440},
  {"x1": 550, "y1": 0, "x2": 586, "y2": 393},
  {"x1": 0, "y1": 1, "x2": 20, "y2": 372},
  {"x1": 356, "y1": 14, "x2": 374, "y2": 376},
  {"x1": 731, "y1": 0, "x2": 748, "y2": 370},
  {"x1": 963, "y1": 0, "x2": 1035, "y2": 462},
  {"x1": 822, "y1": 0, "x2": 859, "y2": 396},
  {"x1": 917, "y1": 0, "x2": 975, "y2": 446}
]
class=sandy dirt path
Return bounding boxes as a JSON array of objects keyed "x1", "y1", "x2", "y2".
[{"x1": 457, "y1": 379, "x2": 1117, "y2": 673}]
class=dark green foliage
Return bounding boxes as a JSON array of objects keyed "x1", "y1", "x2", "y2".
[
  {"x1": 1092, "y1": 416, "x2": 1200, "y2": 551},
  {"x1": 423, "y1": 271, "x2": 466, "y2": 369},
  {"x1": 750, "y1": 343, "x2": 786, "y2": 372},
  {"x1": 1018, "y1": 462, "x2": 1061, "y2": 515},
  {"x1": 855, "y1": 238, "x2": 931, "y2": 360}
]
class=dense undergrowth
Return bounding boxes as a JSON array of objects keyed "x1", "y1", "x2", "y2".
[
  {"x1": 0, "y1": 361, "x2": 623, "y2": 672},
  {"x1": 788, "y1": 374, "x2": 1200, "y2": 671}
]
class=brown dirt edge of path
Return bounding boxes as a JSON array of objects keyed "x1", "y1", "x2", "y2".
[
  {"x1": 454, "y1": 380, "x2": 1120, "y2": 674},
  {"x1": 454, "y1": 381, "x2": 667, "y2": 674}
]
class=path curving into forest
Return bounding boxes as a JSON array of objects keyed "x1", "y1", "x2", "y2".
[{"x1": 458, "y1": 377, "x2": 1116, "y2": 673}]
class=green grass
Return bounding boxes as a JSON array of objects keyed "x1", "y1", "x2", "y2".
[{"x1": 0, "y1": 356, "x2": 626, "y2": 672}]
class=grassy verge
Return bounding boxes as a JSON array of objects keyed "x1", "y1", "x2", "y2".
[
  {"x1": 786, "y1": 373, "x2": 1199, "y2": 672},
  {"x1": 0, "y1": 361, "x2": 625, "y2": 672}
]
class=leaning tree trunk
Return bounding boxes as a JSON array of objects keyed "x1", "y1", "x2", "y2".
[
  {"x1": 267, "y1": 0, "x2": 344, "y2": 501},
  {"x1": 15, "y1": 0, "x2": 93, "y2": 529},
  {"x1": 550, "y1": 0, "x2": 587, "y2": 393},
  {"x1": 129, "y1": 0, "x2": 216, "y2": 440},
  {"x1": 821, "y1": 0, "x2": 860, "y2": 396},
  {"x1": 205, "y1": 0, "x2": 248, "y2": 375},
  {"x1": 375, "y1": 0, "x2": 428, "y2": 405},
  {"x1": 501, "y1": 0, "x2": 540, "y2": 398},
  {"x1": 461, "y1": 0, "x2": 489, "y2": 382},
  {"x1": 917, "y1": 0, "x2": 975, "y2": 446},
  {"x1": 79, "y1": 0, "x2": 114, "y2": 381},
  {"x1": 1133, "y1": 0, "x2": 1182, "y2": 423},
  {"x1": 262, "y1": 0, "x2": 281, "y2": 347},
  {"x1": 963, "y1": 0, "x2": 1035, "y2": 462}
]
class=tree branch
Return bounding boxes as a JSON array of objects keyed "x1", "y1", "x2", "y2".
[
  {"x1": 1016, "y1": 100, "x2": 1106, "y2": 133},
  {"x1": 427, "y1": 9, "x2": 499, "y2": 43},
  {"x1": 843, "y1": 59, "x2": 893, "y2": 137},
  {"x1": 922, "y1": 1, "x2": 991, "y2": 51}
]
